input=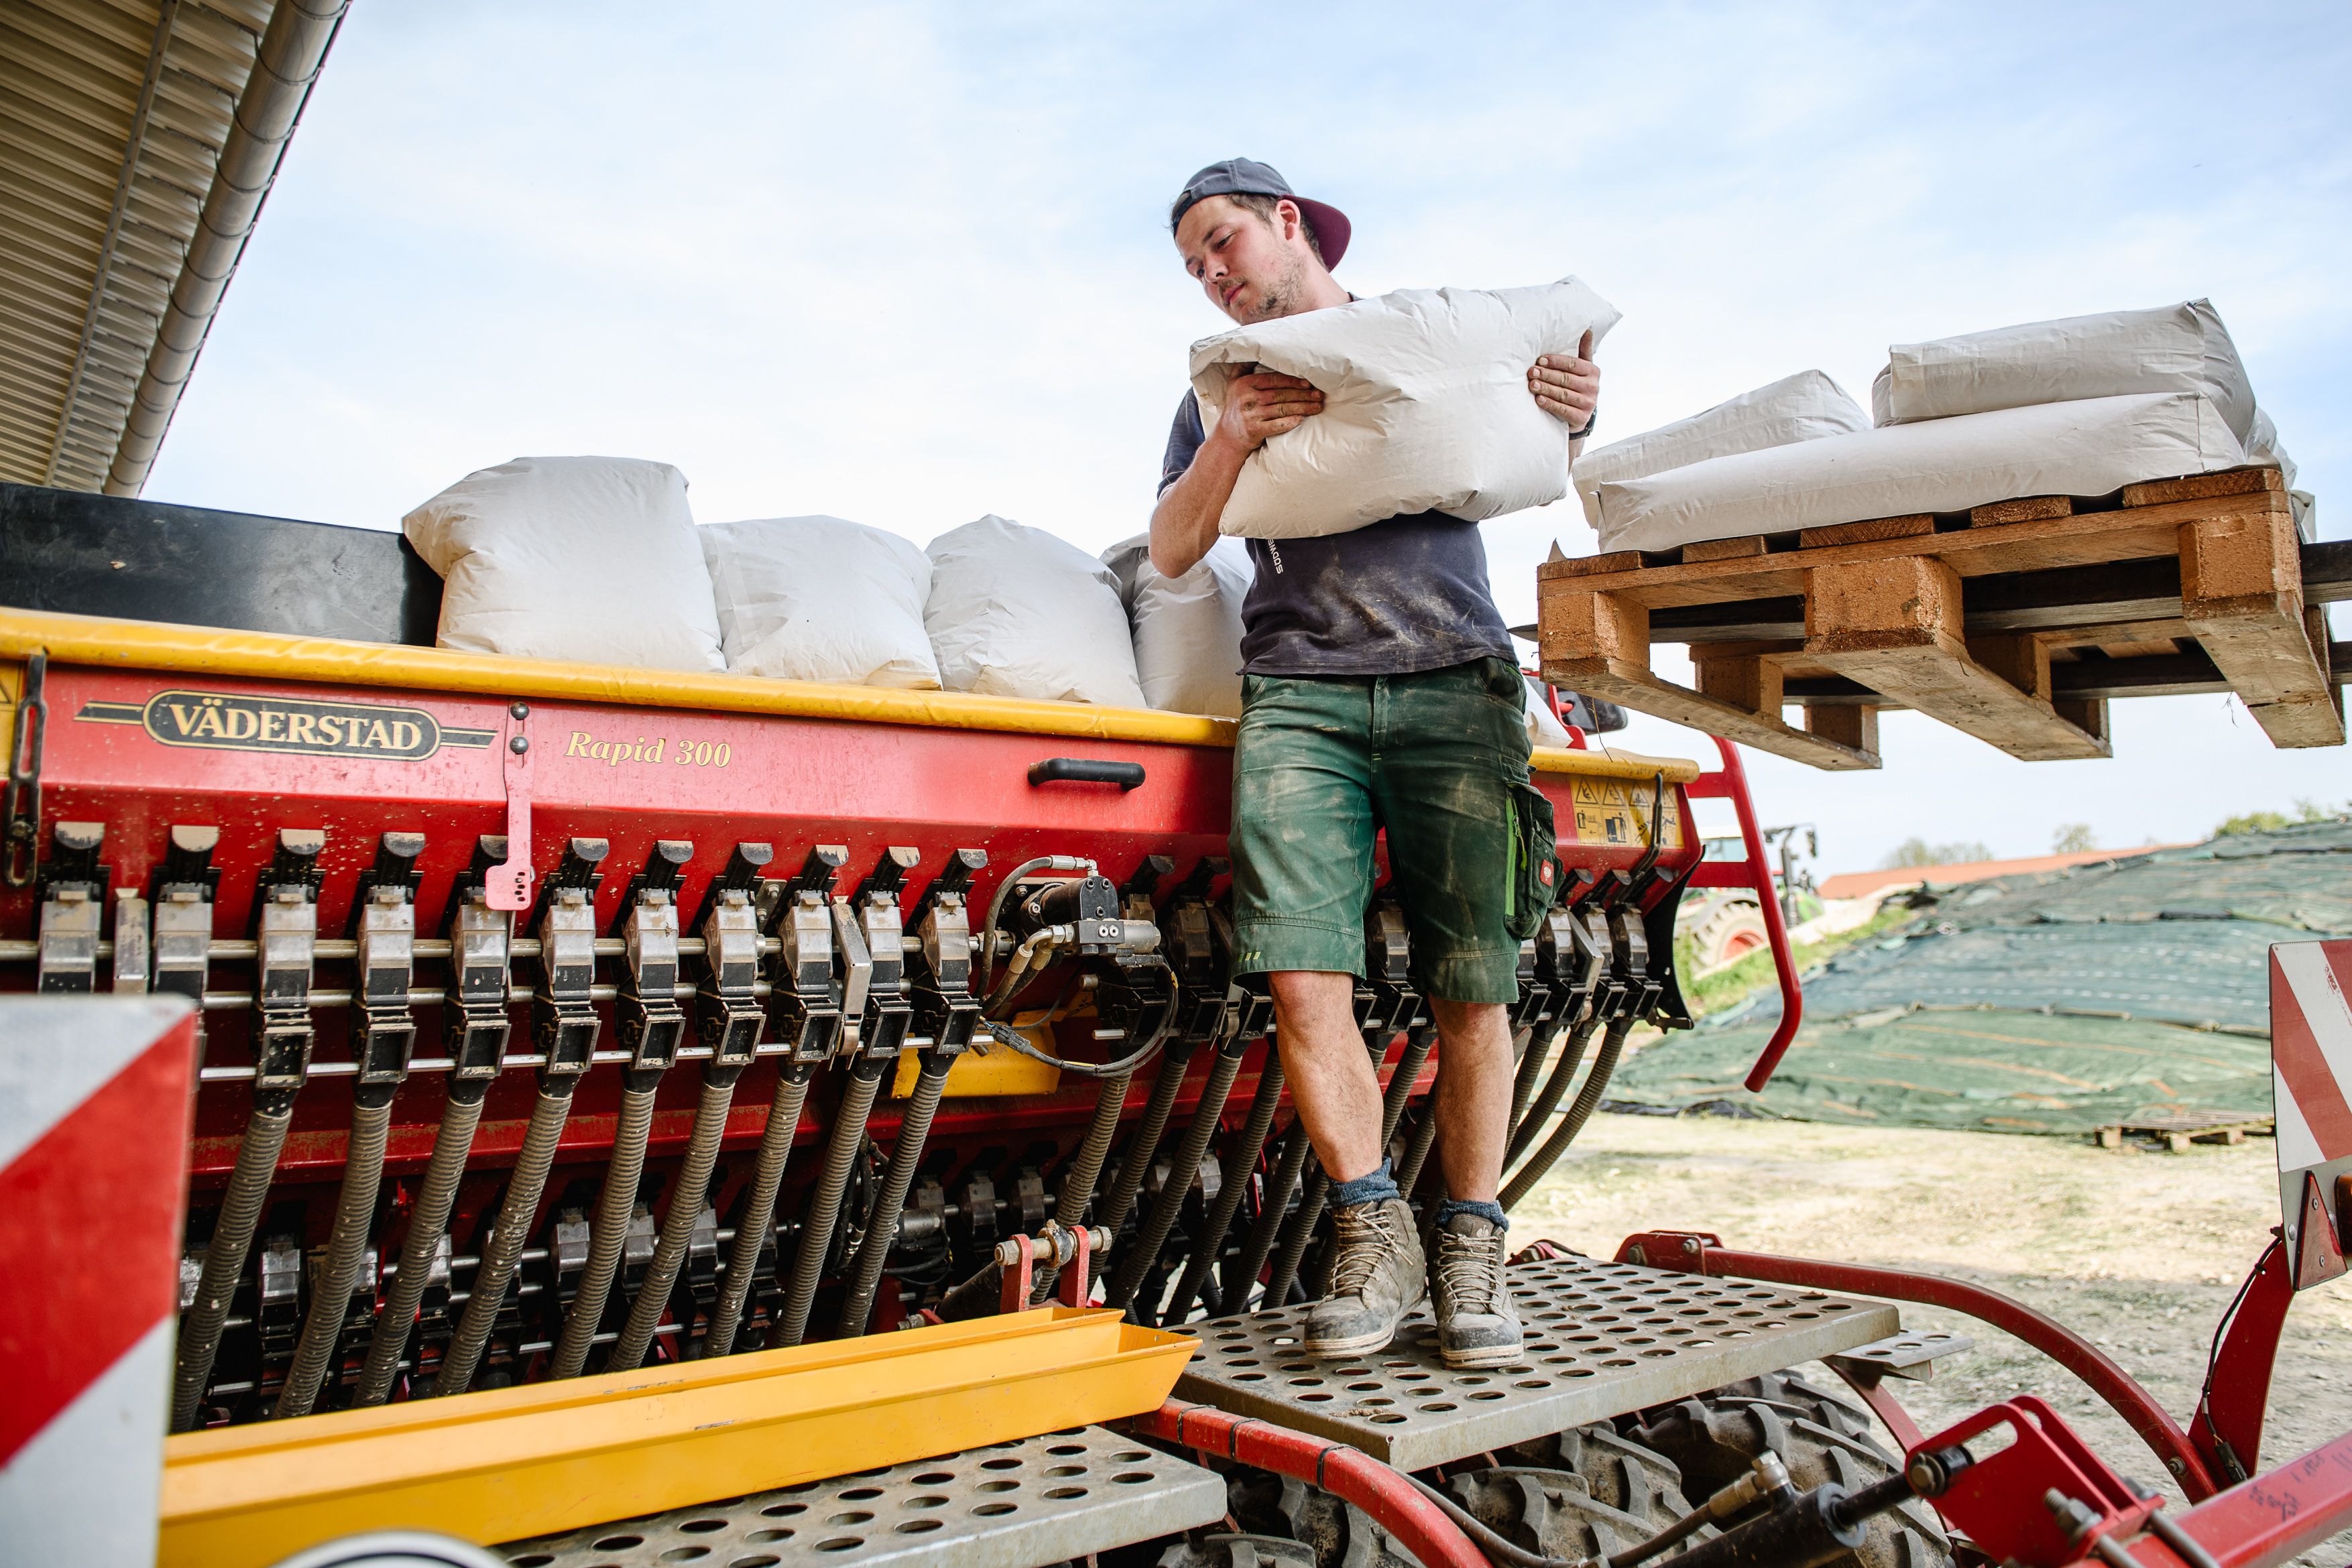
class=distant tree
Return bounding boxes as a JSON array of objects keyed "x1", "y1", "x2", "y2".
[
  {"x1": 2052, "y1": 823, "x2": 2097, "y2": 853},
  {"x1": 2215, "y1": 810, "x2": 2292, "y2": 837},
  {"x1": 1880, "y1": 837, "x2": 1996, "y2": 869},
  {"x1": 2292, "y1": 797, "x2": 2350, "y2": 823}
]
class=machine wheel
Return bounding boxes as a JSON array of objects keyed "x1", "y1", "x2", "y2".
[
  {"x1": 1630, "y1": 1372, "x2": 1953, "y2": 1568},
  {"x1": 1691, "y1": 898, "x2": 1769, "y2": 973},
  {"x1": 1451, "y1": 1420, "x2": 1704, "y2": 1559},
  {"x1": 1157, "y1": 1534, "x2": 1319, "y2": 1568}
]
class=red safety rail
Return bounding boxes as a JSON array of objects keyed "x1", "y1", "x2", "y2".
[
  {"x1": 1681, "y1": 738, "x2": 1803, "y2": 1090},
  {"x1": 2124, "y1": 1427, "x2": 2352, "y2": 1568},
  {"x1": 1142, "y1": 1400, "x2": 1484, "y2": 1568},
  {"x1": 1612, "y1": 1229, "x2": 2221, "y2": 1500}
]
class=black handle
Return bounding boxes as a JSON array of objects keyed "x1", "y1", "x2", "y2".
[{"x1": 1028, "y1": 758, "x2": 1146, "y2": 792}]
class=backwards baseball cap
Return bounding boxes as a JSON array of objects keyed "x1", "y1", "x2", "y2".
[{"x1": 1169, "y1": 158, "x2": 1352, "y2": 270}]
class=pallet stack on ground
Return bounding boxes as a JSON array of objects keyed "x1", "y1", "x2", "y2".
[{"x1": 1537, "y1": 468, "x2": 2348, "y2": 770}]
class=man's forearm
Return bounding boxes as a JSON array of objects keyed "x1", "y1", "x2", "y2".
[{"x1": 1150, "y1": 426, "x2": 1248, "y2": 577}]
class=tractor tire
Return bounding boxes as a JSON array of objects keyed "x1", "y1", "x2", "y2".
[
  {"x1": 1157, "y1": 1535, "x2": 1318, "y2": 1568},
  {"x1": 1630, "y1": 1372, "x2": 1952, "y2": 1568},
  {"x1": 1226, "y1": 1471, "x2": 1417, "y2": 1568},
  {"x1": 1691, "y1": 899, "x2": 1770, "y2": 973}
]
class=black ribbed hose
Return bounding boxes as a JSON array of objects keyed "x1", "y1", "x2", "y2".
[
  {"x1": 1054, "y1": 1069, "x2": 1132, "y2": 1223},
  {"x1": 1107, "y1": 1038, "x2": 1248, "y2": 1317},
  {"x1": 274, "y1": 1099, "x2": 393, "y2": 1418},
  {"x1": 1499, "y1": 1015, "x2": 1633, "y2": 1211},
  {"x1": 834, "y1": 1050, "x2": 954, "y2": 1335},
  {"x1": 1504, "y1": 1011, "x2": 1600, "y2": 1167},
  {"x1": 1506, "y1": 1020, "x2": 1562, "y2": 1132},
  {"x1": 172, "y1": 1095, "x2": 294, "y2": 1431},
  {"x1": 1164, "y1": 1050, "x2": 1284, "y2": 1323},
  {"x1": 549, "y1": 1082, "x2": 657, "y2": 1378},
  {"x1": 356, "y1": 1084, "x2": 486, "y2": 1404},
  {"x1": 1086, "y1": 1040, "x2": 1198, "y2": 1293},
  {"x1": 433, "y1": 1086, "x2": 573, "y2": 1397},
  {"x1": 774, "y1": 1055, "x2": 887, "y2": 1346},
  {"x1": 703, "y1": 1062, "x2": 815, "y2": 1358},
  {"x1": 1227, "y1": 1120, "x2": 1314, "y2": 1315},
  {"x1": 609, "y1": 1073, "x2": 740, "y2": 1371}
]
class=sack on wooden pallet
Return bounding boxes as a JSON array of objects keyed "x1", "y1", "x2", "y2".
[
  {"x1": 926, "y1": 516, "x2": 1147, "y2": 706},
  {"x1": 1592, "y1": 391, "x2": 2248, "y2": 554},
  {"x1": 699, "y1": 516, "x2": 939, "y2": 688},
  {"x1": 404, "y1": 456, "x2": 725, "y2": 672},
  {"x1": 1871, "y1": 298, "x2": 2257, "y2": 442},
  {"x1": 1101, "y1": 534, "x2": 1252, "y2": 718},
  {"x1": 1574, "y1": 370, "x2": 1869, "y2": 526},
  {"x1": 1189, "y1": 277, "x2": 1621, "y2": 540}
]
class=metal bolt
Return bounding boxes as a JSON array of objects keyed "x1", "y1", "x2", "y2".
[
  {"x1": 510, "y1": 736, "x2": 530, "y2": 754},
  {"x1": 510, "y1": 702, "x2": 530, "y2": 719},
  {"x1": 1682, "y1": 1238, "x2": 1700, "y2": 1254},
  {"x1": 2168, "y1": 1457, "x2": 2186, "y2": 1475}
]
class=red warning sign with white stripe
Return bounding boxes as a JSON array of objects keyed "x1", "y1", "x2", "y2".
[
  {"x1": 0, "y1": 996, "x2": 198, "y2": 1567},
  {"x1": 2272, "y1": 941, "x2": 2352, "y2": 1288}
]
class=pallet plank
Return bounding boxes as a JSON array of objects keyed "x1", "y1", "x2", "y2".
[
  {"x1": 1971, "y1": 495, "x2": 2072, "y2": 526},
  {"x1": 1543, "y1": 655, "x2": 1881, "y2": 770},
  {"x1": 1798, "y1": 514, "x2": 1933, "y2": 550},
  {"x1": 1684, "y1": 534, "x2": 1770, "y2": 562}
]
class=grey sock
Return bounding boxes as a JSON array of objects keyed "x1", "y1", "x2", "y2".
[
  {"x1": 1437, "y1": 1198, "x2": 1508, "y2": 1233},
  {"x1": 1329, "y1": 1158, "x2": 1401, "y2": 1209}
]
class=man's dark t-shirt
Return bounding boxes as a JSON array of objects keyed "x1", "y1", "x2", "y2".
[{"x1": 1160, "y1": 390, "x2": 1517, "y2": 678}]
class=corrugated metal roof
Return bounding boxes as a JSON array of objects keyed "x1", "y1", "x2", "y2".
[{"x1": 0, "y1": 0, "x2": 276, "y2": 492}]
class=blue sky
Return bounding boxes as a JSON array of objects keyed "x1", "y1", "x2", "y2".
[{"x1": 145, "y1": 1, "x2": 2350, "y2": 873}]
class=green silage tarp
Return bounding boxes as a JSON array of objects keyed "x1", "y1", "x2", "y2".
[{"x1": 1608, "y1": 1010, "x2": 2274, "y2": 1135}]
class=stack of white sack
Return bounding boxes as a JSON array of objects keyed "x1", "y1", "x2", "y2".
[
  {"x1": 1192, "y1": 277, "x2": 1621, "y2": 539},
  {"x1": 1100, "y1": 533, "x2": 1252, "y2": 719},
  {"x1": 1579, "y1": 300, "x2": 2310, "y2": 555},
  {"x1": 699, "y1": 516, "x2": 940, "y2": 688},
  {"x1": 926, "y1": 516, "x2": 1147, "y2": 707},
  {"x1": 403, "y1": 456, "x2": 725, "y2": 672}
]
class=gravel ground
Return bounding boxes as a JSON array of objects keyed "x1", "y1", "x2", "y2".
[{"x1": 1515, "y1": 1113, "x2": 2352, "y2": 1567}]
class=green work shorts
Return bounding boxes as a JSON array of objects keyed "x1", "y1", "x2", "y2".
[{"x1": 1228, "y1": 656, "x2": 1535, "y2": 1004}]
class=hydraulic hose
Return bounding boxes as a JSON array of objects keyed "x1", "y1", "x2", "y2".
[
  {"x1": 549, "y1": 1084, "x2": 657, "y2": 1378},
  {"x1": 703, "y1": 1062, "x2": 815, "y2": 1358},
  {"x1": 172, "y1": 1097, "x2": 294, "y2": 1431},
  {"x1": 357, "y1": 1087, "x2": 486, "y2": 1404},
  {"x1": 609, "y1": 1076, "x2": 737, "y2": 1372},
  {"x1": 1108, "y1": 1037, "x2": 1248, "y2": 1317},
  {"x1": 774, "y1": 1056, "x2": 887, "y2": 1345},
  {"x1": 434, "y1": 1086, "x2": 573, "y2": 1397},
  {"x1": 834, "y1": 1049, "x2": 954, "y2": 1335},
  {"x1": 1265, "y1": 1028, "x2": 1429, "y2": 1306},
  {"x1": 1506, "y1": 1020, "x2": 1562, "y2": 1134},
  {"x1": 976, "y1": 855, "x2": 1083, "y2": 996},
  {"x1": 1055, "y1": 1069, "x2": 1133, "y2": 1224},
  {"x1": 1165, "y1": 1050, "x2": 1284, "y2": 1323},
  {"x1": 1504, "y1": 1011, "x2": 1599, "y2": 1167},
  {"x1": 1228, "y1": 1120, "x2": 1315, "y2": 1314},
  {"x1": 1394, "y1": 1103, "x2": 1441, "y2": 1199},
  {"x1": 274, "y1": 1100, "x2": 393, "y2": 1419},
  {"x1": 1087, "y1": 1039, "x2": 1199, "y2": 1294},
  {"x1": 1499, "y1": 1015, "x2": 1633, "y2": 1211}
]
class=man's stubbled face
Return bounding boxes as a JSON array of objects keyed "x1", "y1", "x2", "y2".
[{"x1": 1176, "y1": 196, "x2": 1315, "y2": 324}]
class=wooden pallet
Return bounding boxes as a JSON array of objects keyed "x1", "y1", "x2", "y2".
[
  {"x1": 1535, "y1": 468, "x2": 2347, "y2": 770},
  {"x1": 2095, "y1": 1109, "x2": 2273, "y2": 1152}
]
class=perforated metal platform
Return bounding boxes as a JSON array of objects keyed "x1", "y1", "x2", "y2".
[
  {"x1": 499, "y1": 1426, "x2": 1224, "y2": 1568},
  {"x1": 1175, "y1": 1254, "x2": 1900, "y2": 1470}
]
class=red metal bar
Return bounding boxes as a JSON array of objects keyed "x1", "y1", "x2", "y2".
[
  {"x1": 2123, "y1": 1428, "x2": 2352, "y2": 1568},
  {"x1": 1824, "y1": 1361, "x2": 1927, "y2": 1452},
  {"x1": 2188, "y1": 1239, "x2": 2293, "y2": 1486},
  {"x1": 1682, "y1": 737, "x2": 1802, "y2": 1088},
  {"x1": 1614, "y1": 1230, "x2": 2219, "y2": 1500},
  {"x1": 1142, "y1": 1400, "x2": 1486, "y2": 1568}
]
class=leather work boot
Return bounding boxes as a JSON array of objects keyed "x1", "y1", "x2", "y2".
[
  {"x1": 1305, "y1": 1197, "x2": 1427, "y2": 1357},
  {"x1": 1431, "y1": 1212, "x2": 1521, "y2": 1368}
]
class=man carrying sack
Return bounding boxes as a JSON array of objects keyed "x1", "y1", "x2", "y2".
[{"x1": 1150, "y1": 158, "x2": 1601, "y2": 1366}]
